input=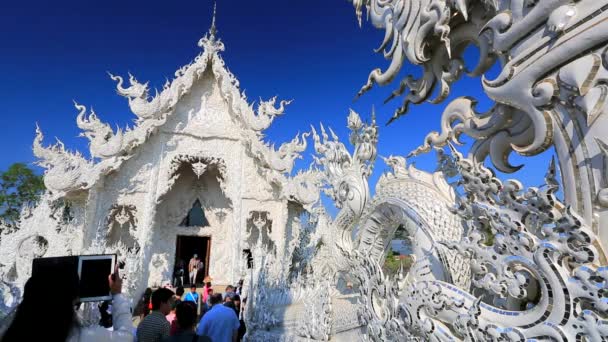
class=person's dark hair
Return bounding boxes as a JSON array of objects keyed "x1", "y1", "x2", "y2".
[
  {"x1": 172, "y1": 299, "x2": 182, "y2": 310},
  {"x1": 191, "y1": 284, "x2": 197, "y2": 290},
  {"x1": 225, "y1": 285, "x2": 234, "y2": 292},
  {"x1": 99, "y1": 300, "x2": 113, "y2": 328},
  {"x1": 175, "y1": 301, "x2": 197, "y2": 330},
  {"x1": 176, "y1": 286, "x2": 185, "y2": 297},
  {"x1": 233, "y1": 294, "x2": 241, "y2": 302},
  {"x1": 224, "y1": 300, "x2": 236, "y2": 310},
  {"x1": 210, "y1": 293, "x2": 223, "y2": 305},
  {"x1": 151, "y1": 288, "x2": 175, "y2": 310},
  {"x1": 3, "y1": 265, "x2": 79, "y2": 342}
]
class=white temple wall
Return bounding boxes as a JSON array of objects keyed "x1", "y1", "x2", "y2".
[
  {"x1": 240, "y1": 198, "x2": 289, "y2": 280},
  {"x1": 80, "y1": 130, "x2": 167, "y2": 250}
]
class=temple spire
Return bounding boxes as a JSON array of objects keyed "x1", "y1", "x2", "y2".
[
  {"x1": 209, "y1": 1, "x2": 217, "y2": 41},
  {"x1": 197, "y1": 1, "x2": 224, "y2": 53}
]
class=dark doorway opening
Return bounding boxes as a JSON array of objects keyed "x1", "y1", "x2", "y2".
[
  {"x1": 243, "y1": 249, "x2": 253, "y2": 269},
  {"x1": 175, "y1": 235, "x2": 211, "y2": 286}
]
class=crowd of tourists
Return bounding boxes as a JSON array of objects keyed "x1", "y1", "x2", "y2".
[
  {"x1": 135, "y1": 280, "x2": 246, "y2": 342},
  {"x1": 1, "y1": 254, "x2": 248, "y2": 342}
]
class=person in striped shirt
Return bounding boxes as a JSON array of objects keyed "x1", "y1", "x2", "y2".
[{"x1": 136, "y1": 288, "x2": 175, "y2": 342}]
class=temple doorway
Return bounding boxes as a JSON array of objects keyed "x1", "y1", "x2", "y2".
[{"x1": 175, "y1": 235, "x2": 210, "y2": 285}]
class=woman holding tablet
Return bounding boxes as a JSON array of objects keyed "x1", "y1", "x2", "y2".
[{"x1": 1, "y1": 264, "x2": 134, "y2": 342}]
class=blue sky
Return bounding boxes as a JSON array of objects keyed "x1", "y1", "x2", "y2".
[{"x1": 0, "y1": 0, "x2": 556, "y2": 212}]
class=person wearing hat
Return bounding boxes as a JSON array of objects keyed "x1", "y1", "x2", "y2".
[
  {"x1": 188, "y1": 254, "x2": 198, "y2": 286},
  {"x1": 202, "y1": 277, "x2": 213, "y2": 304}
]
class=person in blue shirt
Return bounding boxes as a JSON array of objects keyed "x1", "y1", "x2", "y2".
[
  {"x1": 196, "y1": 293, "x2": 240, "y2": 342},
  {"x1": 183, "y1": 285, "x2": 200, "y2": 308}
]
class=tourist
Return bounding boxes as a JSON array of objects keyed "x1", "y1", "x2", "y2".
[
  {"x1": 231, "y1": 294, "x2": 241, "y2": 317},
  {"x1": 238, "y1": 298, "x2": 247, "y2": 341},
  {"x1": 224, "y1": 293, "x2": 245, "y2": 340},
  {"x1": 196, "y1": 257, "x2": 205, "y2": 285},
  {"x1": 175, "y1": 286, "x2": 184, "y2": 301},
  {"x1": 196, "y1": 293, "x2": 240, "y2": 342},
  {"x1": 166, "y1": 299, "x2": 179, "y2": 324},
  {"x1": 188, "y1": 254, "x2": 198, "y2": 285},
  {"x1": 136, "y1": 288, "x2": 175, "y2": 342},
  {"x1": 235, "y1": 279, "x2": 244, "y2": 296},
  {"x1": 134, "y1": 288, "x2": 153, "y2": 321},
  {"x1": 223, "y1": 291, "x2": 236, "y2": 311},
  {"x1": 173, "y1": 259, "x2": 185, "y2": 287},
  {"x1": 202, "y1": 277, "x2": 213, "y2": 303},
  {"x1": 2, "y1": 265, "x2": 133, "y2": 342},
  {"x1": 163, "y1": 301, "x2": 210, "y2": 342},
  {"x1": 99, "y1": 300, "x2": 113, "y2": 329},
  {"x1": 183, "y1": 285, "x2": 200, "y2": 307},
  {"x1": 168, "y1": 299, "x2": 182, "y2": 335},
  {"x1": 201, "y1": 288, "x2": 214, "y2": 315},
  {"x1": 223, "y1": 285, "x2": 235, "y2": 301}
]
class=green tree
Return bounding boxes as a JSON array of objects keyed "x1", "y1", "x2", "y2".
[
  {"x1": 382, "y1": 248, "x2": 413, "y2": 278},
  {"x1": 0, "y1": 163, "x2": 45, "y2": 227}
]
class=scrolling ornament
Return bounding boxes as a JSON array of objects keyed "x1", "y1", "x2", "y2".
[
  {"x1": 350, "y1": 1, "x2": 608, "y2": 226},
  {"x1": 348, "y1": 146, "x2": 608, "y2": 341},
  {"x1": 345, "y1": 1, "x2": 608, "y2": 340}
]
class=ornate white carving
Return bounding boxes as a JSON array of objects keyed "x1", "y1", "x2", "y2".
[
  {"x1": 352, "y1": 0, "x2": 608, "y2": 242},
  {"x1": 312, "y1": 109, "x2": 377, "y2": 215},
  {"x1": 165, "y1": 154, "x2": 227, "y2": 197},
  {"x1": 338, "y1": 1, "x2": 608, "y2": 340},
  {"x1": 107, "y1": 204, "x2": 137, "y2": 235},
  {"x1": 597, "y1": 137, "x2": 608, "y2": 208},
  {"x1": 191, "y1": 161, "x2": 208, "y2": 178},
  {"x1": 3, "y1": 3, "x2": 608, "y2": 341}
]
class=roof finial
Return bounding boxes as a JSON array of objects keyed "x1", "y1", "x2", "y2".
[
  {"x1": 209, "y1": 1, "x2": 217, "y2": 40},
  {"x1": 198, "y1": 1, "x2": 224, "y2": 52}
]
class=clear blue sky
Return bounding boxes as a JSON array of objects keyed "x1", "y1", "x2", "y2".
[{"x1": 0, "y1": 0, "x2": 556, "y2": 210}]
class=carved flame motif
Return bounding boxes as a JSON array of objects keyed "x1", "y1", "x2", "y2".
[
  {"x1": 114, "y1": 208, "x2": 131, "y2": 228},
  {"x1": 165, "y1": 155, "x2": 228, "y2": 197},
  {"x1": 107, "y1": 204, "x2": 137, "y2": 234},
  {"x1": 191, "y1": 161, "x2": 208, "y2": 178}
]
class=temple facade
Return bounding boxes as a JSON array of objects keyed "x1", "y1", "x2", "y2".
[{"x1": 0, "y1": 21, "x2": 321, "y2": 301}]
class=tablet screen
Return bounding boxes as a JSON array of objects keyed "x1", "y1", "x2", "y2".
[{"x1": 78, "y1": 255, "x2": 115, "y2": 302}]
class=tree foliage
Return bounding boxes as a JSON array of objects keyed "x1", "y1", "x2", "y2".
[
  {"x1": 382, "y1": 249, "x2": 413, "y2": 278},
  {"x1": 0, "y1": 163, "x2": 45, "y2": 227}
]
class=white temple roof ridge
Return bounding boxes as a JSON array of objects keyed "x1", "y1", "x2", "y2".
[{"x1": 32, "y1": 14, "x2": 323, "y2": 205}]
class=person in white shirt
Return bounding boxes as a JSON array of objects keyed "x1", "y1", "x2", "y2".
[
  {"x1": 188, "y1": 255, "x2": 198, "y2": 286},
  {"x1": 2, "y1": 264, "x2": 133, "y2": 342}
]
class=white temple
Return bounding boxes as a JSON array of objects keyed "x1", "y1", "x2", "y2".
[
  {"x1": 0, "y1": 15, "x2": 322, "y2": 299},
  {"x1": 3, "y1": 1, "x2": 608, "y2": 341}
]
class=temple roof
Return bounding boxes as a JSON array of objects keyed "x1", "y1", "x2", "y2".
[{"x1": 32, "y1": 14, "x2": 322, "y2": 207}]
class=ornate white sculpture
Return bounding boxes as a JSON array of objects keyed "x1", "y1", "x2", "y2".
[
  {"x1": 350, "y1": 0, "x2": 608, "y2": 245},
  {"x1": 337, "y1": 0, "x2": 608, "y2": 340},
  {"x1": 2, "y1": 2, "x2": 608, "y2": 341}
]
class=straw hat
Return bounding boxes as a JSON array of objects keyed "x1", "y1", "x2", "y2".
[{"x1": 203, "y1": 276, "x2": 213, "y2": 283}]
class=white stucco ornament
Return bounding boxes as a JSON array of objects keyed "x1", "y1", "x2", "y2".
[{"x1": 2, "y1": 1, "x2": 608, "y2": 341}]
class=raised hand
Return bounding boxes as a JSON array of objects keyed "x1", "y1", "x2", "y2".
[{"x1": 109, "y1": 264, "x2": 122, "y2": 295}]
